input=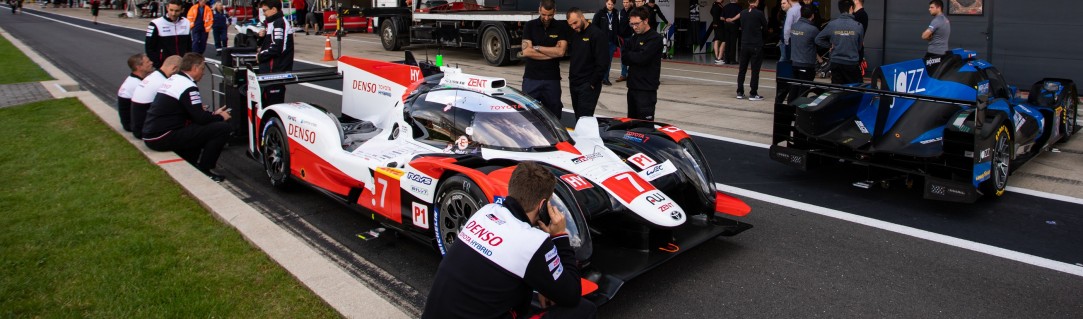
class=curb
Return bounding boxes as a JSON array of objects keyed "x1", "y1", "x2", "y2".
[{"x1": 0, "y1": 25, "x2": 409, "y2": 319}]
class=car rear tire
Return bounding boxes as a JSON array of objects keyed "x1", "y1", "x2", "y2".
[
  {"x1": 433, "y1": 174, "x2": 488, "y2": 255},
  {"x1": 380, "y1": 19, "x2": 402, "y2": 51},
  {"x1": 1059, "y1": 83, "x2": 1078, "y2": 141},
  {"x1": 981, "y1": 124, "x2": 1011, "y2": 197},
  {"x1": 261, "y1": 117, "x2": 292, "y2": 188}
]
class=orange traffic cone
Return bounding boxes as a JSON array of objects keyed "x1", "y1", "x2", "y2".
[
  {"x1": 367, "y1": 18, "x2": 374, "y2": 33},
  {"x1": 322, "y1": 35, "x2": 335, "y2": 61}
]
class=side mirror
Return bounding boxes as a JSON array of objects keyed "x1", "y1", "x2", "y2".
[
  {"x1": 1008, "y1": 85, "x2": 1019, "y2": 100},
  {"x1": 975, "y1": 93, "x2": 988, "y2": 129}
]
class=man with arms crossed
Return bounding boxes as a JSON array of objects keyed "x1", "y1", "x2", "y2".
[{"x1": 521, "y1": 0, "x2": 569, "y2": 119}]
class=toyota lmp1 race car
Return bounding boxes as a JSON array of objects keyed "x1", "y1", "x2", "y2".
[
  {"x1": 771, "y1": 49, "x2": 1079, "y2": 202},
  {"x1": 237, "y1": 52, "x2": 752, "y2": 303}
]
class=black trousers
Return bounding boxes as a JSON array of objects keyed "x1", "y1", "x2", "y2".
[
  {"x1": 144, "y1": 122, "x2": 232, "y2": 171},
  {"x1": 626, "y1": 89, "x2": 657, "y2": 121},
  {"x1": 785, "y1": 65, "x2": 817, "y2": 103},
  {"x1": 830, "y1": 63, "x2": 862, "y2": 85},
  {"x1": 118, "y1": 99, "x2": 132, "y2": 132},
  {"x1": 522, "y1": 78, "x2": 564, "y2": 120},
  {"x1": 569, "y1": 81, "x2": 601, "y2": 119},
  {"x1": 737, "y1": 46, "x2": 764, "y2": 95},
  {"x1": 528, "y1": 299, "x2": 598, "y2": 319}
]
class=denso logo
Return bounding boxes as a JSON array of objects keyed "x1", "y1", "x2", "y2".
[
  {"x1": 571, "y1": 152, "x2": 603, "y2": 164},
  {"x1": 645, "y1": 193, "x2": 666, "y2": 205},
  {"x1": 351, "y1": 80, "x2": 376, "y2": 93},
  {"x1": 464, "y1": 220, "x2": 504, "y2": 246},
  {"x1": 287, "y1": 124, "x2": 317, "y2": 143},
  {"x1": 406, "y1": 172, "x2": 433, "y2": 185}
]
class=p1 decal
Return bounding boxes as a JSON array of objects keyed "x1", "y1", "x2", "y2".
[
  {"x1": 627, "y1": 153, "x2": 657, "y2": 170},
  {"x1": 412, "y1": 202, "x2": 430, "y2": 229},
  {"x1": 560, "y1": 174, "x2": 594, "y2": 191}
]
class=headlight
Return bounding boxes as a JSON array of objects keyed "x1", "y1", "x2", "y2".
[{"x1": 549, "y1": 193, "x2": 582, "y2": 248}]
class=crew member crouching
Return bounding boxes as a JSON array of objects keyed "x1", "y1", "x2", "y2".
[
  {"x1": 130, "y1": 55, "x2": 181, "y2": 139},
  {"x1": 142, "y1": 53, "x2": 233, "y2": 181},
  {"x1": 423, "y1": 161, "x2": 596, "y2": 319},
  {"x1": 117, "y1": 53, "x2": 154, "y2": 133}
]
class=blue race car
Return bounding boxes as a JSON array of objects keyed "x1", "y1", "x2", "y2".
[{"x1": 770, "y1": 49, "x2": 1079, "y2": 202}]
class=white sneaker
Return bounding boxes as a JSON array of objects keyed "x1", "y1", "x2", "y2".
[
  {"x1": 714, "y1": 59, "x2": 723, "y2": 65},
  {"x1": 736, "y1": 94, "x2": 745, "y2": 99},
  {"x1": 749, "y1": 95, "x2": 764, "y2": 101}
]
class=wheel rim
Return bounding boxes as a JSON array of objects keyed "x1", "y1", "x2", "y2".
[
  {"x1": 992, "y1": 131, "x2": 1010, "y2": 191},
  {"x1": 439, "y1": 190, "x2": 480, "y2": 248},
  {"x1": 484, "y1": 32, "x2": 502, "y2": 61},
  {"x1": 382, "y1": 24, "x2": 394, "y2": 46},
  {"x1": 264, "y1": 127, "x2": 286, "y2": 178}
]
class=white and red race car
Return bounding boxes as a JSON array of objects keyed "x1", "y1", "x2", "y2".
[{"x1": 242, "y1": 53, "x2": 752, "y2": 303}]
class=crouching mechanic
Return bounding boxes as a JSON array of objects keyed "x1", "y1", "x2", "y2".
[
  {"x1": 117, "y1": 53, "x2": 154, "y2": 133},
  {"x1": 142, "y1": 53, "x2": 233, "y2": 181},
  {"x1": 422, "y1": 161, "x2": 597, "y2": 319},
  {"x1": 130, "y1": 55, "x2": 181, "y2": 139}
]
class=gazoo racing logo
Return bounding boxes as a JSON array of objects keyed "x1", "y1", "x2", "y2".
[
  {"x1": 406, "y1": 172, "x2": 433, "y2": 185},
  {"x1": 570, "y1": 152, "x2": 604, "y2": 164},
  {"x1": 287, "y1": 124, "x2": 317, "y2": 143}
]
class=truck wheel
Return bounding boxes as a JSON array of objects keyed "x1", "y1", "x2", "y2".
[
  {"x1": 481, "y1": 27, "x2": 510, "y2": 66},
  {"x1": 380, "y1": 19, "x2": 402, "y2": 51},
  {"x1": 261, "y1": 117, "x2": 292, "y2": 188},
  {"x1": 981, "y1": 124, "x2": 1011, "y2": 197}
]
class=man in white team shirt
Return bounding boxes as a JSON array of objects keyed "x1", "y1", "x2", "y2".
[
  {"x1": 130, "y1": 55, "x2": 181, "y2": 139},
  {"x1": 117, "y1": 53, "x2": 154, "y2": 133},
  {"x1": 423, "y1": 161, "x2": 595, "y2": 319}
]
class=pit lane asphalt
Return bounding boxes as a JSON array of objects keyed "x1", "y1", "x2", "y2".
[{"x1": 4, "y1": 7, "x2": 1082, "y2": 317}]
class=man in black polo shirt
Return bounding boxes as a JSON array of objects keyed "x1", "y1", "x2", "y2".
[
  {"x1": 567, "y1": 7, "x2": 609, "y2": 119},
  {"x1": 521, "y1": 0, "x2": 568, "y2": 119},
  {"x1": 621, "y1": 6, "x2": 664, "y2": 121},
  {"x1": 736, "y1": 0, "x2": 767, "y2": 101}
]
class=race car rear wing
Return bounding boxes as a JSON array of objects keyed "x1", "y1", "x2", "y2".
[{"x1": 774, "y1": 78, "x2": 990, "y2": 147}]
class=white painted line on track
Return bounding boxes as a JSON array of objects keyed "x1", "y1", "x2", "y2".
[
  {"x1": 717, "y1": 183, "x2": 1083, "y2": 278},
  {"x1": 24, "y1": 9, "x2": 1083, "y2": 206}
]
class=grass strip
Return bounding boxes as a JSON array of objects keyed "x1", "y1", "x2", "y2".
[
  {"x1": 0, "y1": 33, "x2": 52, "y2": 84},
  {"x1": 0, "y1": 98, "x2": 341, "y2": 318}
]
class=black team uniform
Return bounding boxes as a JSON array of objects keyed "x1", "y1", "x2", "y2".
[
  {"x1": 421, "y1": 197, "x2": 595, "y2": 319},
  {"x1": 568, "y1": 23, "x2": 609, "y2": 119},
  {"x1": 116, "y1": 73, "x2": 143, "y2": 132},
  {"x1": 736, "y1": 5, "x2": 767, "y2": 99},
  {"x1": 142, "y1": 73, "x2": 232, "y2": 177},
  {"x1": 621, "y1": 29, "x2": 663, "y2": 120},
  {"x1": 257, "y1": 10, "x2": 295, "y2": 105},
  {"x1": 145, "y1": 16, "x2": 192, "y2": 68},
  {"x1": 522, "y1": 18, "x2": 569, "y2": 119}
]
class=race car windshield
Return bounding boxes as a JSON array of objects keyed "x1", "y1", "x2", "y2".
[
  {"x1": 471, "y1": 109, "x2": 570, "y2": 149},
  {"x1": 468, "y1": 90, "x2": 570, "y2": 150}
]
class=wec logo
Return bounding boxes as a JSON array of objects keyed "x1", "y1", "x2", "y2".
[{"x1": 406, "y1": 172, "x2": 433, "y2": 185}]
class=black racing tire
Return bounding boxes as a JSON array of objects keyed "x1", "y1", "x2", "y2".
[
  {"x1": 1059, "y1": 83, "x2": 1078, "y2": 142},
  {"x1": 380, "y1": 19, "x2": 403, "y2": 51},
  {"x1": 480, "y1": 27, "x2": 510, "y2": 66},
  {"x1": 981, "y1": 124, "x2": 1011, "y2": 198},
  {"x1": 433, "y1": 174, "x2": 488, "y2": 255},
  {"x1": 261, "y1": 117, "x2": 292, "y2": 188}
]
